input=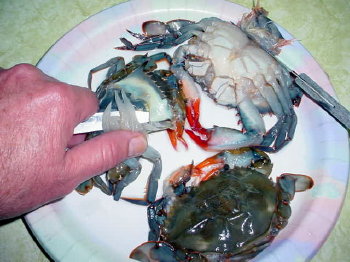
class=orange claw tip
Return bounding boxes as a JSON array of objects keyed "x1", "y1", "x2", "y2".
[
  {"x1": 168, "y1": 164, "x2": 193, "y2": 186},
  {"x1": 166, "y1": 128, "x2": 188, "y2": 151},
  {"x1": 185, "y1": 99, "x2": 201, "y2": 128},
  {"x1": 167, "y1": 129, "x2": 179, "y2": 150},
  {"x1": 178, "y1": 137, "x2": 189, "y2": 150},
  {"x1": 195, "y1": 155, "x2": 224, "y2": 169},
  {"x1": 193, "y1": 155, "x2": 225, "y2": 181}
]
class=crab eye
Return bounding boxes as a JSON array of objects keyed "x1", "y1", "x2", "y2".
[{"x1": 223, "y1": 164, "x2": 230, "y2": 170}]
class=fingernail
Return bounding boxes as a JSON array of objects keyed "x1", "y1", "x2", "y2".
[{"x1": 128, "y1": 134, "x2": 147, "y2": 157}]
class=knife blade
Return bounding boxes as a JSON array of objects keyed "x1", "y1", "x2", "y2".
[
  {"x1": 73, "y1": 111, "x2": 150, "y2": 134},
  {"x1": 293, "y1": 72, "x2": 350, "y2": 130}
]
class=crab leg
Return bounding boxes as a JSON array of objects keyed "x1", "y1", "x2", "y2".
[
  {"x1": 88, "y1": 57, "x2": 125, "y2": 90},
  {"x1": 278, "y1": 173, "x2": 314, "y2": 195},
  {"x1": 142, "y1": 146, "x2": 162, "y2": 202},
  {"x1": 237, "y1": 7, "x2": 301, "y2": 151},
  {"x1": 75, "y1": 179, "x2": 94, "y2": 195},
  {"x1": 116, "y1": 20, "x2": 197, "y2": 51},
  {"x1": 192, "y1": 154, "x2": 225, "y2": 181},
  {"x1": 186, "y1": 91, "x2": 265, "y2": 150},
  {"x1": 259, "y1": 74, "x2": 297, "y2": 151},
  {"x1": 171, "y1": 42, "x2": 212, "y2": 138},
  {"x1": 190, "y1": 148, "x2": 273, "y2": 182},
  {"x1": 102, "y1": 90, "x2": 163, "y2": 204},
  {"x1": 247, "y1": 72, "x2": 297, "y2": 151},
  {"x1": 111, "y1": 158, "x2": 142, "y2": 201},
  {"x1": 275, "y1": 173, "x2": 314, "y2": 228},
  {"x1": 122, "y1": 146, "x2": 162, "y2": 205},
  {"x1": 92, "y1": 176, "x2": 112, "y2": 195},
  {"x1": 114, "y1": 146, "x2": 162, "y2": 205},
  {"x1": 150, "y1": 69, "x2": 188, "y2": 149},
  {"x1": 166, "y1": 123, "x2": 187, "y2": 150}
]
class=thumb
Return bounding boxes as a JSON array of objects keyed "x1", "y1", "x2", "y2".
[{"x1": 64, "y1": 130, "x2": 147, "y2": 185}]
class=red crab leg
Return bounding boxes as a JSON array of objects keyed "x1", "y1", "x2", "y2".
[
  {"x1": 186, "y1": 98, "x2": 207, "y2": 135},
  {"x1": 193, "y1": 154, "x2": 225, "y2": 181},
  {"x1": 184, "y1": 98, "x2": 214, "y2": 149},
  {"x1": 166, "y1": 120, "x2": 188, "y2": 150},
  {"x1": 186, "y1": 98, "x2": 200, "y2": 129},
  {"x1": 185, "y1": 128, "x2": 213, "y2": 150}
]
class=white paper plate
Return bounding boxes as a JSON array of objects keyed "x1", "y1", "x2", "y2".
[{"x1": 25, "y1": 0, "x2": 349, "y2": 261}]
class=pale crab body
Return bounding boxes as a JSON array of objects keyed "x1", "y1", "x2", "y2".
[
  {"x1": 90, "y1": 52, "x2": 186, "y2": 133},
  {"x1": 130, "y1": 148, "x2": 313, "y2": 261},
  {"x1": 76, "y1": 53, "x2": 187, "y2": 204},
  {"x1": 76, "y1": 90, "x2": 162, "y2": 204},
  {"x1": 118, "y1": 6, "x2": 303, "y2": 152},
  {"x1": 91, "y1": 52, "x2": 189, "y2": 149},
  {"x1": 170, "y1": 16, "x2": 301, "y2": 152}
]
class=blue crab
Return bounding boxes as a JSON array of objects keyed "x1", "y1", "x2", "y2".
[
  {"x1": 117, "y1": 3, "x2": 303, "y2": 152},
  {"x1": 76, "y1": 89, "x2": 162, "y2": 203},
  {"x1": 89, "y1": 52, "x2": 187, "y2": 148},
  {"x1": 130, "y1": 148, "x2": 313, "y2": 261},
  {"x1": 76, "y1": 53, "x2": 187, "y2": 203}
]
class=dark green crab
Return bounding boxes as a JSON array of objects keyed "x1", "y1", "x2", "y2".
[{"x1": 130, "y1": 148, "x2": 313, "y2": 261}]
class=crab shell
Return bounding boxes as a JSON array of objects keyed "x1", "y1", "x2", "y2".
[{"x1": 131, "y1": 166, "x2": 313, "y2": 261}]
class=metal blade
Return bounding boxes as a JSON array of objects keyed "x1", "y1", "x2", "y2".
[
  {"x1": 294, "y1": 73, "x2": 350, "y2": 130},
  {"x1": 73, "y1": 111, "x2": 150, "y2": 134}
]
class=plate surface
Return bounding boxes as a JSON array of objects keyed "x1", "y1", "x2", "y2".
[{"x1": 25, "y1": 0, "x2": 349, "y2": 261}]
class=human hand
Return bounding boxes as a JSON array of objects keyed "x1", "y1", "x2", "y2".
[{"x1": 0, "y1": 64, "x2": 147, "y2": 219}]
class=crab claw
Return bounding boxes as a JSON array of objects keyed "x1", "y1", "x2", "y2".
[
  {"x1": 275, "y1": 173, "x2": 314, "y2": 228},
  {"x1": 185, "y1": 98, "x2": 208, "y2": 137},
  {"x1": 277, "y1": 173, "x2": 314, "y2": 197},
  {"x1": 186, "y1": 126, "x2": 263, "y2": 151},
  {"x1": 192, "y1": 153, "x2": 225, "y2": 181},
  {"x1": 185, "y1": 128, "x2": 212, "y2": 149},
  {"x1": 167, "y1": 120, "x2": 188, "y2": 150}
]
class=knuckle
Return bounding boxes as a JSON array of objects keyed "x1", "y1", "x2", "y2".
[
  {"x1": 45, "y1": 82, "x2": 72, "y2": 106},
  {"x1": 0, "y1": 64, "x2": 42, "y2": 90},
  {"x1": 9, "y1": 63, "x2": 39, "y2": 79},
  {"x1": 28, "y1": 83, "x2": 73, "y2": 120}
]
